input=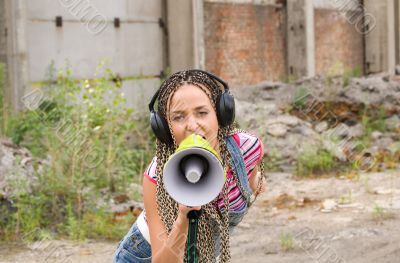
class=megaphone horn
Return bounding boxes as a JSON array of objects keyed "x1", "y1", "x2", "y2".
[{"x1": 163, "y1": 134, "x2": 225, "y2": 207}]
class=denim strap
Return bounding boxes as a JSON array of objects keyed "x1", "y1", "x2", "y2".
[{"x1": 225, "y1": 135, "x2": 253, "y2": 206}]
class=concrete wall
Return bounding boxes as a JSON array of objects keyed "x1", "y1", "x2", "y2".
[
  {"x1": 3, "y1": 0, "x2": 167, "y2": 111},
  {"x1": 26, "y1": 0, "x2": 164, "y2": 81},
  {"x1": 204, "y1": 1, "x2": 286, "y2": 86}
]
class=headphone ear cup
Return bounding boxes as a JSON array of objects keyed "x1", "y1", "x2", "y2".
[
  {"x1": 217, "y1": 91, "x2": 235, "y2": 127},
  {"x1": 150, "y1": 111, "x2": 173, "y2": 145}
]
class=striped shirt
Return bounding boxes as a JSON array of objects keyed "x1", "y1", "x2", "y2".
[{"x1": 143, "y1": 132, "x2": 264, "y2": 215}]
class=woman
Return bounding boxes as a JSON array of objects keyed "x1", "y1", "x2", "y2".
[{"x1": 113, "y1": 70, "x2": 266, "y2": 263}]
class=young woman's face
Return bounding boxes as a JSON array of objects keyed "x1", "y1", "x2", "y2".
[{"x1": 168, "y1": 84, "x2": 219, "y2": 150}]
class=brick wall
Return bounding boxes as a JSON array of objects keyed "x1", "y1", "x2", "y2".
[
  {"x1": 204, "y1": 2, "x2": 286, "y2": 87},
  {"x1": 314, "y1": 9, "x2": 364, "y2": 76}
]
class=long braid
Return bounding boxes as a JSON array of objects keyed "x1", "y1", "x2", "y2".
[
  {"x1": 153, "y1": 70, "x2": 256, "y2": 262},
  {"x1": 155, "y1": 141, "x2": 177, "y2": 233}
]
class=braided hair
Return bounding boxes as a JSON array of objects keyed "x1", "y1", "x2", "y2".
[{"x1": 153, "y1": 70, "x2": 257, "y2": 262}]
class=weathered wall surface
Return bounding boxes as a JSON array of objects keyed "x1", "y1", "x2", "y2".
[
  {"x1": 2, "y1": 0, "x2": 399, "y2": 111},
  {"x1": 204, "y1": 2, "x2": 286, "y2": 86},
  {"x1": 4, "y1": 0, "x2": 166, "y2": 110},
  {"x1": 314, "y1": 8, "x2": 364, "y2": 76}
]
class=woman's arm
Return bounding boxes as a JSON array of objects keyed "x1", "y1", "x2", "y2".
[{"x1": 143, "y1": 176, "x2": 200, "y2": 263}]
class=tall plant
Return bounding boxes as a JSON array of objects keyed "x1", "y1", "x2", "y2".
[{"x1": 2, "y1": 63, "x2": 155, "y2": 240}]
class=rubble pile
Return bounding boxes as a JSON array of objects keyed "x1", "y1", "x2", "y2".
[
  {"x1": 233, "y1": 73, "x2": 400, "y2": 172},
  {"x1": 0, "y1": 139, "x2": 38, "y2": 199}
]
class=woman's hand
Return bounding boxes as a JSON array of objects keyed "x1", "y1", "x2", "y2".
[{"x1": 178, "y1": 204, "x2": 202, "y2": 219}]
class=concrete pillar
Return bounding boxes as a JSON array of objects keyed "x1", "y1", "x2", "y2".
[
  {"x1": 167, "y1": 0, "x2": 192, "y2": 72},
  {"x1": 305, "y1": 0, "x2": 315, "y2": 77},
  {"x1": 4, "y1": 0, "x2": 29, "y2": 112},
  {"x1": 387, "y1": 0, "x2": 396, "y2": 74},
  {"x1": 0, "y1": 0, "x2": 7, "y2": 64},
  {"x1": 395, "y1": 0, "x2": 400, "y2": 65},
  {"x1": 364, "y1": 0, "x2": 396, "y2": 74},
  {"x1": 193, "y1": 0, "x2": 205, "y2": 70},
  {"x1": 287, "y1": 0, "x2": 315, "y2": 78},
  {"x1": 166, "y1": 0, "x2": 204, "y2": 73}
]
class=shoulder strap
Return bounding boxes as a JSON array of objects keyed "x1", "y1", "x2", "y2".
[{"x1": 225, "y1": 135, "x2": 253, "y2": 207}]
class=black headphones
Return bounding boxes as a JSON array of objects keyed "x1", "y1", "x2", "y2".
[{"x1": 148, "y1": 69, "x2": 235, "y2": 145}]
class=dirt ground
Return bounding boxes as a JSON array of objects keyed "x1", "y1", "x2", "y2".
[{"x1": 1, "y1": 171, "x2": 399, "y2": 263}]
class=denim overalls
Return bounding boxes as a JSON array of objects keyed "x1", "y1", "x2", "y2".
[{"x1": 113, "y1": 136, "x2": 253, "y2": 263}]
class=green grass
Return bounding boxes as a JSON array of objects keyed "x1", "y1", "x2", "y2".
[
  {"x1": 296, "y1": 148, "x2": 337, "y2": 177},
  {"x1": 292, "y1": 86, "x2": 310, "y2": 111},
  {"x1": 361, "y1": 108, "x2": 387, "y2": 136}
]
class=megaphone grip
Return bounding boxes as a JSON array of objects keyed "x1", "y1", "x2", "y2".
[
  {"x1": 186, "y1": 209, "x2": 202, "y2": 263},
  {"x1": 187, "y1": 209, "x2": 203, "y2": 219}
]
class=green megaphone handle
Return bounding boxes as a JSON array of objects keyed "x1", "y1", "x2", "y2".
[{"x1": 186, "y1": 209, "x2": 203, "y2": 263}]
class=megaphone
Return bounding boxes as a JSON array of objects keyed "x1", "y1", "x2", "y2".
[{"x1": 163, "y1": 134, "x2": 225, "y2": 207}]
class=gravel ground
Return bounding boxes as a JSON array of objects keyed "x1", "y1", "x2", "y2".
[{"x1": 1, "y1": 171, "x2": 399, "y2": 263}]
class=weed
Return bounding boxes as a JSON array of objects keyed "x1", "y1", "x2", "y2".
[
  {"x1": 338, "y1": 190, "x2": 353, "y2": 205},
  {"x1": 371, "y1": 204, "x2": 395, "y2": 222},
  {"x1": 280, "y1": 232, "x2": 295, "y2": 252},
  {"x1": 360, "y1": 107, "x2": 387, "y2": 136},
  {"x1": 343, "y1": 66, "x2": 362, "y2": 87},
  {"x1": 296, "y1": 147, "x2": 337, "y2": 177},
  {"x1": 292, "y1": 86, "x2": 310, "y2": 110}
]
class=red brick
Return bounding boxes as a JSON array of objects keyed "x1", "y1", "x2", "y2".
[
  {"x1": 314, "y1": 9, "x2": 364, "y2": 76},
  {"x1": 204, "y1": 3, "x2": 287, "y2": 86}
]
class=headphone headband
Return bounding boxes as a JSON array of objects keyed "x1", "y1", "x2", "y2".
[{"x1": 148, "y1": 69, "x2": 229, "y2": 113}]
